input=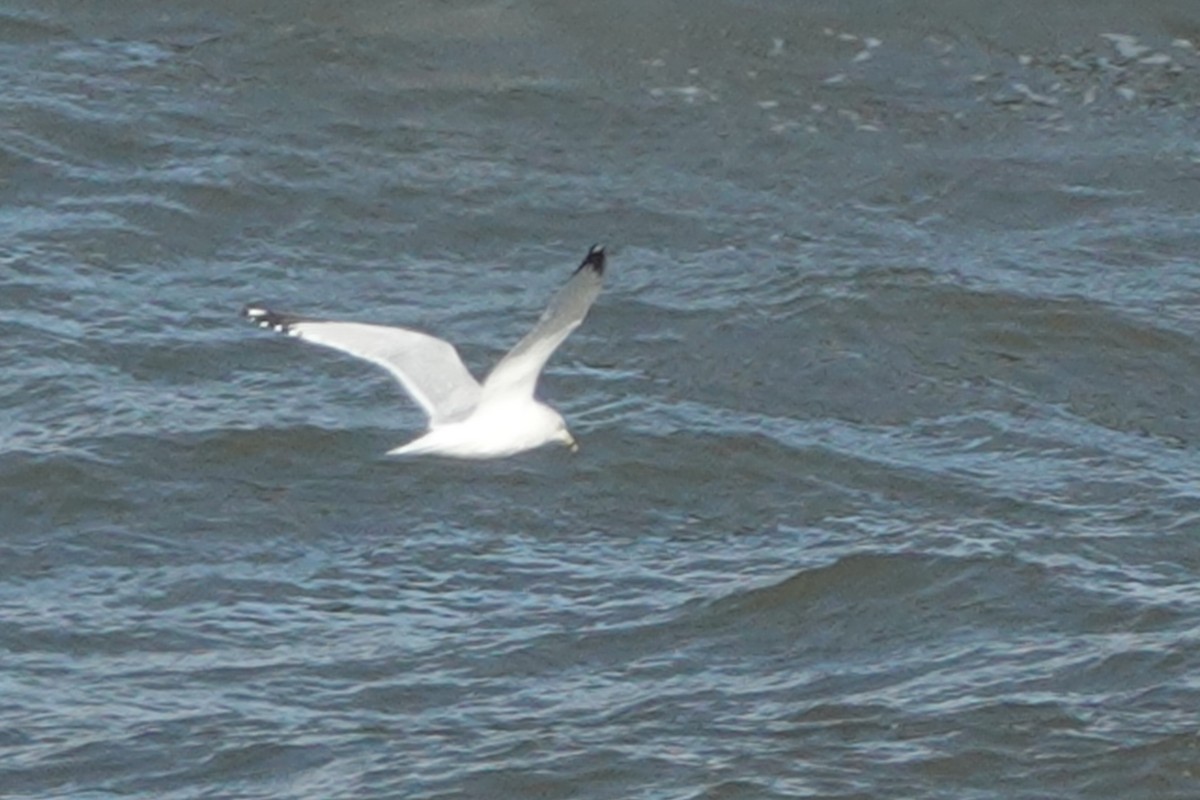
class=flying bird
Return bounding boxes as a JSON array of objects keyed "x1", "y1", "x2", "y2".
[{"x1": 243, "y1": 245, "x2": 606, "y2": 459}]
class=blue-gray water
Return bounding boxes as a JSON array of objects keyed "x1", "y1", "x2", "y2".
[{"x1": 3, "y1": 1, "x2": 1200, "y2": 798}]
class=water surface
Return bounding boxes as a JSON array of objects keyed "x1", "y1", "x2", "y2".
[{"x1": 3, "y1": 1, "x2": 1200, "y2": 797}]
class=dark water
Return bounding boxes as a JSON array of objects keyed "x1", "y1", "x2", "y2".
[{"x1": 3, "y1": 1, "x2": 1200, "y2": 797}]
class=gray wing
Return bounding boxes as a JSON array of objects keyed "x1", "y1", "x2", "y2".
[
  {"x1": 243, "y1": 305, "x2": 481, "y2": 425},
  {"x1": 481, "y1": 245, "x2": 605, "y2": 401}
]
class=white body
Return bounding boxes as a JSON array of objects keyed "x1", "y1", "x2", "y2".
[{"x1": 389, "y1": 399, "x2": 574, "y2": 458}]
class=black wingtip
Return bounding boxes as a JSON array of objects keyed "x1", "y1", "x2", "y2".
[
  {"x1": 242, "y1": 303, "x2": 302, "y2": 335},
  {"x1": 578, "y1": 244, "x2": 605, "y2": 276}
]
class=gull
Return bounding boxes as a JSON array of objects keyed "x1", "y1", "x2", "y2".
[{"x1": 243, "y1": 245, "x2": 606, "y2": 459}]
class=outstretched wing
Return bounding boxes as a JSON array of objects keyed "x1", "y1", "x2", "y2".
[
  {"x1": 243, "y1": 305, "x2": 481, "y2": 425},
  {"x1": 481, "y1": 245, "x2": 605, "y2": 401}
]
